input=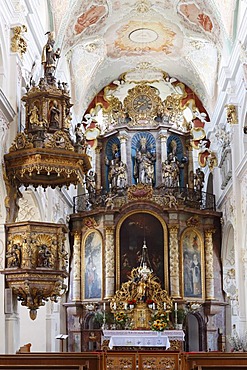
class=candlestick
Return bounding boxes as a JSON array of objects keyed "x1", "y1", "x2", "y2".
[
  {"x1": 174, "y1": 302, "x2": 177, "y2": 311},
  {"x1": 103, "y1": 302, "x2": 106, "y2": 311}
]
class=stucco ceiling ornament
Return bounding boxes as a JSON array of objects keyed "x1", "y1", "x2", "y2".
[
  {"x1": 135, "y1": 0, "x2": 151, "y2": 13},
  {"x1": 215, "y1": 123, "x2": 232, "y2": 150}
]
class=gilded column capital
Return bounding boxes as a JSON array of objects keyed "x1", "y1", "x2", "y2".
[
  {"x1": 204, "y1": 229, "x2": 216, "y2": 237},
  {"x1": 159, "y1": 134, "x2": 168, "y2": 141},
  {"x1": 73, "y1": 231, "x2": 82, "y2": 241},
  {"x1": 105, "y1": 226, "x2": 114, "y2": 234},
  {"x1": 168, "y1": 225, "x2": 179, "y2": 232},
  {"x1": 118, "y1": 134, "x2": 128, "y2": 142}
]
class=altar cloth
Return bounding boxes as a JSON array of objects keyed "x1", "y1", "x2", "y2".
[{"x1": 108, "y1": 334, "x2": 170, "y2": 349}]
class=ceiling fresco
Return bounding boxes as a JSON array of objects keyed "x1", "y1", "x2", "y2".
[{"x1": 49, "y1": 0, "x2": 237, "y2": 118}]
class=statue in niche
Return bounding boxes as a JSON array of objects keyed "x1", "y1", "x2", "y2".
[
  {"x1": 116, "y1": 161, "x2": 127, "y2": 189},
  {"x1": 194, "y1": 168, "x2": 204, "y2": 192},
  {"x1": 105, "y1": 143, "x2": 121, "y2": 190},
  {"x1": 49, "y1": 100, "x2": 60, "y2": 128},
  {"x1": 134, "y1": 137, "x2": 156, "y2": 185},
  {"x1": 37, "y1": 245, "x2": 51, "y2": 268},
  {"x1": 6, "y1": 243, "x2": 21, "y2": 268},
  {"x1": 41, "y1": 31, "x2": 60, "y2": 79},
  {"x1": 28, "y1": 104, "x2": 42, "y2": 127},
  {"x1": 162, "y1": 160, "x2": 173, "y2": 187}
]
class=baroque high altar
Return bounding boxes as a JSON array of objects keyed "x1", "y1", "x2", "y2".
[
  {"x1": 66, "y1": 67, "x2": 222, "y2": 352},
  {"x1": 2, "y1": 34, "x2": 223, "y2": 352}
]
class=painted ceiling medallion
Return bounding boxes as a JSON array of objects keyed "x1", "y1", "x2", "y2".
[
  {"x1": 115, "y1": 21, "x2": 176, "y2": 54},
  {"x1": 129, "y1": 28, "x2": 158, "y2": 43}
]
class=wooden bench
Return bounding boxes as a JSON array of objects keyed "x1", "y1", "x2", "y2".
[
  {"x1": 0, "y1": 352, "x2": 103, "y2": 370},
  {"x1": 181, "y1": 352, "x2": 247, "y2": 369}
]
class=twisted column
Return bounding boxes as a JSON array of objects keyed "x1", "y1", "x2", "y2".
[
  {"x1": 169, "y1": 225, "x2": 181, "y2": 298},
  {"x1": 72, "y1": 232, "x2": 81, "y2": 301},
  {"x1": 204, "y1": 229, "x2": 215, "y2": 300},
  {"x1": 104, "y1": 226, "x2": 115, "y2": 299}
]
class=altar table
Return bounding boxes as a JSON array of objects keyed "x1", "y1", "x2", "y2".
[{"x1": 103, "y1": 330, "x2": 184, "y2": 350}]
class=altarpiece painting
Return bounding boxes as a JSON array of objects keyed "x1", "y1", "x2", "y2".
[
  {"x1": 118, "y1": 212, "x2": 167, "y2": 289},
  {"x1": 181, "y1": 228, "x2": 203, "y2": 299},
  {"x1": 83, "y1": 231, "x2": 102, "y2": 300}
]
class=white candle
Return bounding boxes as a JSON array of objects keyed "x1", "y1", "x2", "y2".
[
  {"x1": 113, "y1": 302, "x2": 116, "y2": 310},
  {"x1": 174, "y1": 302, "x2": 177, "y2": 311},
  {"x1": 103, "y1": 302, "x2": 106, "y2": 311},
  {"x1": 124, "y1": 303, "x2": 128, "y2": 310},
  {"x1": 153, "y1": 303, "x2": 155, "y2": 310},
  {"x1": 164, "y1": 303, "x2": 166, "y2": 310}
]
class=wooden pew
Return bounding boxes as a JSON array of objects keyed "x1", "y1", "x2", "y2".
[
  {"x1": 0, "y1": 352, "x2": 103, "y2": 370},
  {"x1": 181, "y1": 352, "x2": 247, "y2": 369}
]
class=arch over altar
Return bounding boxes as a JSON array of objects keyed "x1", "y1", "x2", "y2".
[{"x1": 116, "y1": 210, "x2": 169, "y2": 291}]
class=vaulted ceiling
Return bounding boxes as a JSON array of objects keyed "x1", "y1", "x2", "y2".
[{"x1": 49, "y1": 0, "x2": 237, "y2": 118}]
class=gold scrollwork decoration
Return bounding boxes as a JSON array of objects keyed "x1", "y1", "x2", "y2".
[{"x1": 11, "y1": 25, "x2": 27, "y2": 57}]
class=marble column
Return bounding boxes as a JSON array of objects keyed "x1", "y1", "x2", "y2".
[
  {"x1": 5, "y1": 312, "x2": 20, "y2": 353},
  {"x1": 205, "y1": 229, "x2": 215, "y2": 300},
  {"x1": 168, "y1": 225, "x2": 181, "y2": 298},
  {"x1": 72, "y1": 232, "x2": 81, "y2": 302},
  {"x1": 159, "y1": 132, "x2": 168, "y2": 164},
  {"x1": 95, "y1": 143, "x2": 102, "y2": 191},
  {"x1": 118, "y1": 132, "x2": 128, "y2": 164},
  {"x1": 104, "y1": 226, "x2": 115, "y2": 299}
]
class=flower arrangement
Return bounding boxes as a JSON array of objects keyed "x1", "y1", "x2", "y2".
[
  {"x1": 127, "y1": 299, "x2": 136, "y2": 305},
  {"x1": 150, "y1": 311, "x2": 169, "y2": 332},
  {"x1": 115, "y1": 311, "x2": 128, "y2": 328},
  {"x1": 146, "y1": 299, "x2": 154, "y2": 305},
  {"x1": 227, "y1": 329, "x2": 247, "y2": 352}
]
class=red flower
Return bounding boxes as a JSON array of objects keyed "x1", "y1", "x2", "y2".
[
  {"x1": 146, "y1": 299, "x2": 154, "y2": 304},
  {"x1": 128, "y1": 299, "x2": 136, "y2": 305}
]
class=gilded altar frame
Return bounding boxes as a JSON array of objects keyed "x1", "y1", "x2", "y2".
[
  {"x1": 116, "y1": 210, "x2": 169, "y2": 291},
  {"x1": 81, "y1": 229, "x2": 103, "y2": 300},
  {"x1": 180, "y1": 227, "x2": 204, "y2": 300}
]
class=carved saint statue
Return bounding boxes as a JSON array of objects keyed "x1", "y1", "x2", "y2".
[
  {"x1": 134, "y1": 137, "x2": 156, "y2": 185},
  {"x1": 49, "y1": 100, "x2": 60, "y2": 128},
  {"x1": 41, "y1": 31, "x2": 60, "y2": 78},
  {"x1": 86, "y1": 170, "x2": 96, "y2": 195},
  {"x1": 194, "y1": 168, "x2": 205, "y2": 192},
  {"x1": 6, "y1": 243, "x2": 21, "y2": 268}
]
